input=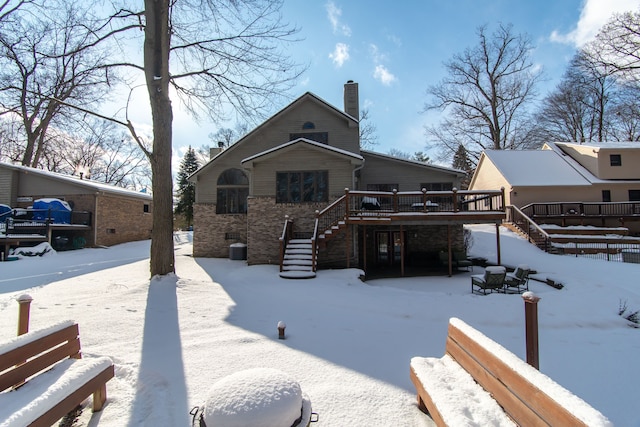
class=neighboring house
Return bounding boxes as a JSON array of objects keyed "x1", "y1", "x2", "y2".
[
  {"x1": 0, "y1": 162, "x2": 153, "y2": 247},
  {"x1": 468, "y1": 141, "x2": 640, "y2": 232},
  {"x1": 190, "y1": 82, "x2": 505, "y2": 277}
]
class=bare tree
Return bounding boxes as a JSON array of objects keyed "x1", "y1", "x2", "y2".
[
  {"x1": 0, "y1": 1, "x2": 112, "y2": 167},
  {"x1": 424, "y1": 24, "x2": 542, "y2": 165},
  {"x1": 586, "y1": 10, "x2": 640, "y2": 82},
  {"x1": 1, "y1": 0, "x2": 302, "y2": 276},
  {"x1": 531, "y1": 52, "x2": 615, "y2": 144},
  {"x1": 531, "y1": 51, "x2": 640, "y2": 145},
  {"x1": 41, "y1": 119, "x2": 151, "y2": 189},
  {"x1": 359, "y1": 108, "x2": 378, "y2": 148},
  {"x1": 106, "y1": 0, "x2": 302, "y2": 276}
]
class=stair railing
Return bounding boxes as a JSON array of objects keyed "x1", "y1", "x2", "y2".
[
  {"x1": 279, "y1": 216, "x2": 294, "y2": 272},
  {"x1": 311, "y1": 212, "x2": 319, "y2": 272},
  {"x1": 506, "y1": 205, "x2": 552, "y2": 252}
]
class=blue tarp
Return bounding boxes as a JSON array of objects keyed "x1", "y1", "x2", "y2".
[
  {"x1": 32, "y1": 198, "x2": 72, "y2": 223},
  {"x1": 0, "y1": 204, "x2": 10, "y2": 221}
]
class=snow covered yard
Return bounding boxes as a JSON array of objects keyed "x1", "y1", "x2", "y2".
[{"x1": 0, "y1": 225, "x2": 639, "y2": 426}]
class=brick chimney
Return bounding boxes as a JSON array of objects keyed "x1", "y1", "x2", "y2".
[{"x1": 343, "y1": 80, "x2": 359, "y2": 121}]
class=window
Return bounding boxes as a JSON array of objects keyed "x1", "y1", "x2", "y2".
[
  {"x1": 143, "y1": 204, "x2": 150, "y2": 213},
  {"x1": 420, "y1": 182, "x2": 454, "y2": 191},
  {"x1": 367, "y1": 184, "x2": 398, "y2": 192},
  {"x1": 216, "y1": 168, "x2": 249, "y2": 214},
  {"x1": 629, "y1": 190, "x2": 640, "y2": 201},
  {"x1": 290, "y1": 132, "x2": 329, "y2": 144},
  {"x1": 610, "y1": 154, "x2": 622, "y2": 166},
  {"x1": 302, "y1": 121, "x2": 315, "y2": 130},
  {"x1": 602, "y1": 190, "x2": 611, "y2": 202},
  {"x1": 276, "y1": 171, "x2": 328, "y2": 203}
]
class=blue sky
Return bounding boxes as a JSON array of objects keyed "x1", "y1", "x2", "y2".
[{"x1": 171, "y1": 0, "x2": 640, "y2": 166}]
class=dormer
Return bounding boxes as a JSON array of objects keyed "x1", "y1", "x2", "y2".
[{"x1": 549, "y1": 142, "x2": 640, "y2": 180}]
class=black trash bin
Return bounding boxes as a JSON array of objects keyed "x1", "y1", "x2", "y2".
[{"x1": 229, "y1": 243, "x2": 247, "y2": 260}]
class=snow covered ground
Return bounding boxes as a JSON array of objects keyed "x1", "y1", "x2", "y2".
[{"x1": 0, "y1": 225, "x2": 639, "y2": 426}]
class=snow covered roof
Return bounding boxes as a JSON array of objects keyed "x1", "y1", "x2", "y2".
[
  {"x1": 0, "y1": 162, "x2": 152, "y2": 200},
  {"x1": 241, "y1": 138, "x2": 364, "y2": 165},
  {"x1": 482, "y1": 150, "x2": 592, "y2": 187},
  {"x1": 361, "y1": 150, "x2": 466, "y2": 176},
  {"x1": 554, "y1": 141, "x2": 640, "y2": 150}
]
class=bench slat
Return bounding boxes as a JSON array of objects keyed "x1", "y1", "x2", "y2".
[
  {"x1": 27, "y1": 364, "x2": 114, "y2": 427},
  {"x1": 0, "y1": 324, "x2": 79, "y2": 372},
  {"x1": 447, "y1": 322, "x2": 592, "y2": 427},
  {"x1": 0, "y1": 339, "x2": 81, "y2": 392}
]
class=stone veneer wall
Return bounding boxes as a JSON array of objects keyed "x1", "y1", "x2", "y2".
[
  {"x1": 318, "y1": 226, "x2": 358, "y2": 268},
  {"x1": 193, "y1": 203, "x2": 247, "y2": 258},
  {"x1": 247, "y1": 196, "x2": 328, "y2": 265}
]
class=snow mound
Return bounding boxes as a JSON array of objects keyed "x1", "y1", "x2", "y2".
[{"x1": 202, "y1": 368, "x2": 306, "y2": 427}]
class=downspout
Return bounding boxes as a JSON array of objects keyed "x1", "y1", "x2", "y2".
[
  {"x1": 352, "y1": 159, "x2": 364, "y2": 190},
  {"x1": 94, "y1": 192, "x2": 99, "y2": 247}
]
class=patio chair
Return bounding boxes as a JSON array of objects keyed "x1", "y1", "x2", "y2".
[
  {"x1": 471, "y1": 266, "x2": 506, "y2": 295},
  {"x1": 453, "y1": 251, "x2": 473, "y2": 272},
  {"x1": 504, "y1": 264, "x2": 530, "y2": 294}
]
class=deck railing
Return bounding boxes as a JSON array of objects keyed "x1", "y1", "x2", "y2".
[{"x1": 522, "y1": 201, "x2": 640, "y2": 218}]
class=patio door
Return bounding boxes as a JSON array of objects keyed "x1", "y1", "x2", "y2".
[{"x1": 375, "y1": 231, "x2": 404, "y2": 267}]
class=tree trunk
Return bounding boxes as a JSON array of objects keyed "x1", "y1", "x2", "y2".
[{"x1": 145, "y1": 0, "x2": 175, "y2": 276}]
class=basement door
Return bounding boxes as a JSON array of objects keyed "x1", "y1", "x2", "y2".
[{"x1": 375, "y1": 231, "x2": 405, "y2": 267}]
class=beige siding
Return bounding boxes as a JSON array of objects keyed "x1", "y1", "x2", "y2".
[
  {"x1": 596, "y1": 148, "x2": 640, "y2": 179},
  {"x1": 250, "y1": 145, "x2": 355, "y2": 198},
  {"x1": 468, "y1": 156, "x2": 511, "y2": 202},
  {"x1": 553, "y1": 144, "x2": 599, "y2": 176},
  {"x1": 359, "y1": 154, "x2": 461, "y2": 191},
  {"x1": 16, "y1": 173, "x2": 92, "y2": 195},
  {"x1": 195, "y1": 96, "x2": 359, "y2": 204},
  {"x1": 0, "y1": 168, "x2": 17, "y2": 206}
]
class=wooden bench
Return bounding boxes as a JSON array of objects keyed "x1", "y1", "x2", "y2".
[
  {"x1": 0, "y1": 321, "x2": 115, "y2": 426},
  {"x1": 410, "y1": 318, "x2": 612, "y2": 427}
]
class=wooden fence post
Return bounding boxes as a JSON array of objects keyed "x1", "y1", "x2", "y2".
[
  {"x1": 522, "y1": 292, "x2": 541, "y2": 369},
  {"x1": 17, "y1": 294, "x2": 33, "y2": 336}
]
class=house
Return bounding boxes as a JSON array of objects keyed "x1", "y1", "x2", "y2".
[
  {"x1": 190, "y1": 82, "x2": 506, "y2": 277},
  {"x1": 0, "y1": 162, "x2": 153, "y2": 248},
  {"x1": 468, "y1": 141, "x2": 640, "y2": 233}
]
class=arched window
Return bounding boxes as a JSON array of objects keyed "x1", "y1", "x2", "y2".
[
  {"x1": 216, "y1": 168, "x2": 249, "y2": 214},
  {"x1": 302, "y1": 121, "x2": 315, "y2": 130}
]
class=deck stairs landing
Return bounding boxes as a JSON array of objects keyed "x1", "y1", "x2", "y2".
[{"x1": 280, "y1": 239, "x2": 316, "y2": 279}]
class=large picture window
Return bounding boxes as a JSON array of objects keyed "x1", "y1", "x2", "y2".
[
  {"x1": 420, "y1": 182, "x2": 454, "y2": 191},
  {"x1": 276, "y1": 171, "x2": 328, "y2": 203},
  {"x1": 217, "y1": 168, "x2": 249, "y2": 214}
]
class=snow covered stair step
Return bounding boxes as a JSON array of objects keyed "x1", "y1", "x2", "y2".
[
  {"x1": 279, "y1": 270, "x2": 316, "y2": 279},
  {"x1": 0, "y1": 321, "x2": 115, "y2": 427},
  {"x1": 410, "y1": 317, "x2": 612, "y2": 427}
]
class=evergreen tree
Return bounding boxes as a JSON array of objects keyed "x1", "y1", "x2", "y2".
[
  {"x1": 452, "y1": 144, "x2": 474, "y2": 189},
  {"x1": 174, "y1": 147, "x2": 199, "y2": 228}
]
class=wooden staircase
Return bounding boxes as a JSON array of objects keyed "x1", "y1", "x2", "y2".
[{"x1": 279, "y1": 239, "x2": 316, "y2": 279}]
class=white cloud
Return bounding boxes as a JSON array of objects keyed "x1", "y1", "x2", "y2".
[
  {"x1": 550, "y1": 0, "x2": 640, "y2": 46},
  {"x1": 325, "y1": 1, "x2": 351, "y2": 36},
  {"x1": 369, "y1": 44, "x2": 387, "y2": 63},
  {"x1": 329, "y1": 43, "x2": 350, "y2": 67},
  {"x1": 373, "y1": 65, "x2": 397, "y2": 86}
]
